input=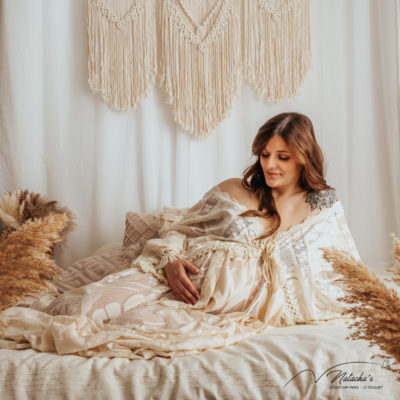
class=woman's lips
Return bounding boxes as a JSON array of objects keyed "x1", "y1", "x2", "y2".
[{"x1": 266, "y1": 172, "x2": 281, "y2": 177}]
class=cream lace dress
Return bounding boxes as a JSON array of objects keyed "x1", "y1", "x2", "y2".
[{"x1": 0, "y1": 186, "x2": 359, "y2": 359}]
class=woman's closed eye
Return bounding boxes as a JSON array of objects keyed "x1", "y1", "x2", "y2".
[{"x1": 261, "y1": 153, "x2": 290, "y2": 161}]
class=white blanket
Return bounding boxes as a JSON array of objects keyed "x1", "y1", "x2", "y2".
[{"x1": 0, "y1": 323, "x2": 398, "y2": 400}]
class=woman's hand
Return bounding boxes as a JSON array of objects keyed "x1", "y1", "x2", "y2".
[{"x1": 164, "y1": 259, "x2": 200, "y2": 304}]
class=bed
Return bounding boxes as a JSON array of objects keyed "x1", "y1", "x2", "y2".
[
  {"x1": 0, "y1": 320, "x2": 398, "y2": 399},
  {"x1": 0, "y1": 211, "x2": 399, "y2": 400}
]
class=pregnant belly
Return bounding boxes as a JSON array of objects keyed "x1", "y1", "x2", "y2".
[{"x1": 186, "y1": 250, "x2": 264, "y2": 314}]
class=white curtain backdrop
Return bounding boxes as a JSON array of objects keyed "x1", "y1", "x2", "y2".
[{"x1": 0, "y1": 0, "x2": 399, "y2": 271}]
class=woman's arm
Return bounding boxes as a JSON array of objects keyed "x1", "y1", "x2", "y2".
[
  {"x1": 133, "y1": 200, "x2": 205, "y2": 304},
  {"x1": 164, "y1": 180, "x2": 246, "y2": 304},
  {"x1": 136, "y1": 180, "x2": 253, "y2": 305}
]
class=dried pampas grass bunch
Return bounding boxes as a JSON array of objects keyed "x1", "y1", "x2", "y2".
[
  {"x1": 0, "y1": 190, "x2": 76, "y2": 312},
  {"x1": 0, "y1": 189, "x2": 76, "y2": 243},
  {"x1": 323, "y1": 246, "x2": 400, "y2": 376}
]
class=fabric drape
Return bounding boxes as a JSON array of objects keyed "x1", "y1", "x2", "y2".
[
  {"x1": 0, "y1": 186, "x2": 358, "y2": 359},
  {"x1": 0, "y1": 0, "x2": 399, "y2": 272}
]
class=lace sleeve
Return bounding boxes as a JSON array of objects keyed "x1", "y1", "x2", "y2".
[
  {"x1": 132, "y1": 229, "x2": 187, "y2": 284},
  {"x1": 304, "y1": 190, "x2": 360, "y2": 260},
  {"x1": 276, "y1": 197, "x2": 361, "y2": 324},
  {"x1": 333, "y1": 201, "x2": 361, "y2": 261},
  {"x1": 130, "y1": 191, "x2": 210, "y2": 284}
]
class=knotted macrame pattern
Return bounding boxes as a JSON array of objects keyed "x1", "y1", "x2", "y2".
[
  {"x1": 242, "y1": 0, "x2": 311, "y2": 102},
  {"x1": 87, "y1": 0, "x2": 311, "y2": 136},
  {"x1": 87, "y1": 0, "x2": 157, "y2": 111},
  {"x1": 160, "y1": 0, "x2": 241, "y2": 136}
]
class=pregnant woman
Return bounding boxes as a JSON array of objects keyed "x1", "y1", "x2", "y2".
[{"x1": 0, "y1": 112, "x2": 360, "y2": 359}]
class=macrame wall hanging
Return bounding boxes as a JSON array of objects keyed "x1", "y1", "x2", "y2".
[
  {"x1": 160, "y1": 0, "x2": 241, "y2": 135},
  {"x1": 87, "y1": 0, "x2": 311, "y2": 136},
  {"x1": 87, "y1": 0, "x2": 157, "y2": 111},
  {"x1": 242, "y1": 0, "x2": 311, "y2": 102}
]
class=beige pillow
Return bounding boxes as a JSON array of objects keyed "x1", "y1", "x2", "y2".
[
  {"x1": 55, "y1": 208, "x2": 188, "y2": 293},
  {"x1": 122, "y1": 207, "x2": 188, "y2": 249},
  {"x1": 122, "y1": 212, "x2": 161, "y2": 250},
  {"x1": 55, "y1": 250, "x2": 131, "y2": 293}
]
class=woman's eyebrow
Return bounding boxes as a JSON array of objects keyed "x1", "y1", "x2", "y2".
[{"x1": 262, "y1": 149, "x2": 291, "y2": 153}]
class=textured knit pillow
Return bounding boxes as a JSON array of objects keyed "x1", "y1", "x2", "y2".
[
  {"x1": 55, "y1": 208, "x2": 188, "y2": 293},
  {"x1": 122, "y1": 212, "x2": 161, "y2": 250},
  {"x1": 122, "y1": 207, "x2": 188, "y2": 250},
  {"x1": 55, "y1": 249, "x2": 131, "y2": 293},
  {"x1": 56, "y1": 212, "x2": 162, "y2": 293}
]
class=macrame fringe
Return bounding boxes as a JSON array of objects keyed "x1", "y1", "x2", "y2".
[
  {"x1": 160, "y1": 0, "x2": 241, "y2": 136},
  {"x1": 87, "y1": 0, "x2": 312, "y2": 133},
  {"x1": 242, "y1": 0, "x2": 311, "y2": 103},
  {"x1": 87, "y1": 0, "x2": 157, "y2": 111}
]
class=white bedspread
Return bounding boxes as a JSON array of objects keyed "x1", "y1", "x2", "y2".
[
  {"x1": 0, "y1": 323, "x2": 398, "y2": 400},
  {"x1": 1, "y1": 236, "x2": 399, "y2": 399}
]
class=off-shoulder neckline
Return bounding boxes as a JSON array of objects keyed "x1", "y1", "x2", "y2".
[
  {"x1": 212, "y1": 185, "x2": 341, "y2": 239},
  {"x1": 213, "y1": 185, "x2": 249, "y2": 210}
]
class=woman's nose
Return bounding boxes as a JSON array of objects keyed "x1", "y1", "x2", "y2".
[{"x1": 265, "y1": 156, "x2": 276, "y2": 168}]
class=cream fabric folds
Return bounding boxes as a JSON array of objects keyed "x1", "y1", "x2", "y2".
[
  {"x1": 0, "y1": 187, "x2": 284, "y2": 359},
  {"x1": 46, "y1": 267, "x2": 171, "y2": 322},
  {"x1": 134, "y1": 186, "x2": 285, "y2": 322},
  {"x1": 0, "y1": 259, "x2": 280, "y2": 359},
  {"x1": 160, "y1": 0, "x2": 241, "y2": 136},
  {"x1": 242, "y1": 0, "x2": 311, "y2": 102},
  {"x1": 0, "y1": 186, "x2": 358, "y2": 358},
  {"x1": 134, "y1": 185, "x2": 360, "y2": 325},
  {"x1": 0, "y1": 186, "x2": 359, "y2": 359},
  {"x1": 134, "y1": 185, "x2": 266, "y2": 284},
  {"x1": 87, "y1": 0, "x2": 157, "y2": 110},
  {"x1": 275, "y1": 200, "x2": 361, "y2": 324}
]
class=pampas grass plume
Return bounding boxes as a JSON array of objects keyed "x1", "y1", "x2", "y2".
[
  {"x1": 322, "y1": 247, "x2": 400, "y2": 376},
  {"x1": 0, "y1": 213, "x2": 69, "y2": 312},
  {"x1": 0, "y1": 189, "x2": 76, "y2": 241}
]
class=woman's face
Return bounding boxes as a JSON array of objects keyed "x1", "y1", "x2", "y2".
[{"x1": 259, "y1": 135, "x2": 302, "y2": 191}]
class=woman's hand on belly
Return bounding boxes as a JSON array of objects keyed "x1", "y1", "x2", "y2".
[{"x1": 165, "y1": 259, "x2": 200, "y2": 305}]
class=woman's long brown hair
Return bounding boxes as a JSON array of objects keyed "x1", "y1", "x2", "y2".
[{"x1": 242, "y1": 112, "x2": 332, "y2": 238}]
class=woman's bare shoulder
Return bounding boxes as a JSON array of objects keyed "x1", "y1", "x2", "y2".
[
  {"x1": 218, "y1": 178, "x2": 242, "y2": 191},
  {"x1": 217, "y1": 178, "x2": 258, "y2": 209}
]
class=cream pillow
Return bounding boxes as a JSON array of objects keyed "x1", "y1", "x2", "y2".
[
  {"x1": 123, "y1": 212, "x2": 161, "y2": 249},
  {"x1": 56, "y1": 208, "x2": 187, "y2": 293}
]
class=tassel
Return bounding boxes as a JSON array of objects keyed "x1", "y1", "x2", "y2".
[
  {"x1": 160, "y1": 0, "x2": 241, "y2": 136},
  {"x1": 87, "y1": 0, "x2": 157, "y2": 111},
  {"x1": 242, "y1": 0, "x2": 311, "y2": 102}
]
